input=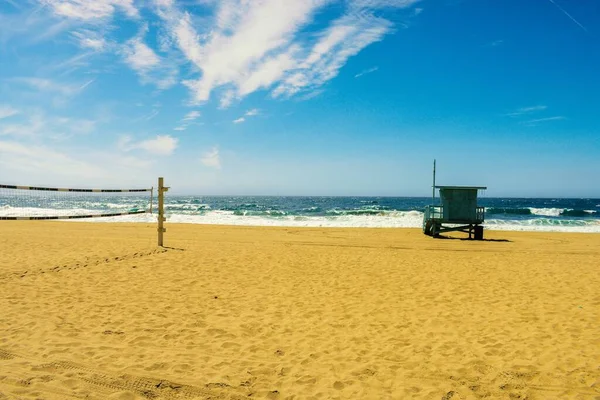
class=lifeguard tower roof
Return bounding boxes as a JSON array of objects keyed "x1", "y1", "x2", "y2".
[{"x1": 434, "y1": 185, "x2": 487, "y2": 190}]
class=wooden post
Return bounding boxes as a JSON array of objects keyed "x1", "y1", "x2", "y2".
[
  {"x1": 432, "y1": 159, "x2": 436, "y2": 204},
  {"x1": 157, "y1": 177, "x2": 168, "y2": 247}
]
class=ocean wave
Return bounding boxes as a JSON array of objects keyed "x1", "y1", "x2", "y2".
[
  {"x1": 560, "y1": 209, "x2": 596, "y2": 217},
  {"x1": 2, "y1": 202, "x2": 599, "y2": 233},
  {"x1": 165, "y1": 203, "x2": 211, "y2": 211},
  {"x1": 486, "y1": 207, "x2": 532, "y2": 215},
  {"x1": 300, "y1": 206, "x2": 323, "y2": 213},
  {"x1": 528, "y1": 208, "x2": 564, "y2": 217},
  {"x1": 232, "y1": 210, "x2": 287, "y2": 217}
]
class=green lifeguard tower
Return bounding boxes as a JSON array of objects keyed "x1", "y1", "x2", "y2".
[{"x1": 423, "y1": 161, "x2": 487, "y2": 239}]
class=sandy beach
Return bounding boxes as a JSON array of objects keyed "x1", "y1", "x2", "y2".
[{"x1": 0, "y1": 222, "x2": 598, "y2": 399}]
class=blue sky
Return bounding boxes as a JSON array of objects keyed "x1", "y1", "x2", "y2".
[{"x1": 0, "y1": 0, "x2": 598, "y2": 197}]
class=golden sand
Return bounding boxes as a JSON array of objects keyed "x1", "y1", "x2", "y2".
[{"x1": 0, "y1": 222, "x2": 598, "y2": 399}]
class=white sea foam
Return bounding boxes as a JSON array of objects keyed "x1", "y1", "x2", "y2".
[
  {"x1": 529, "y1": 207, "x2": 563, "y2": 217},
  {"x1": 81, "y1": 210, "x2": 600, "y2": 233},
  {"x1": 3, "y1": 207, "x2": 599, "y2": 233},
  {"x1": 0, "y1": 206, "x2": 99, "y2": 217}
]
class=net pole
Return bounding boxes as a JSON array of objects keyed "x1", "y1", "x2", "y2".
[
  {"x1": 157, "y1": 177, "x2": 168, "y2": 246},
  {"x1": 150, "y1": 187, "x2": 154, "y2": 214}
]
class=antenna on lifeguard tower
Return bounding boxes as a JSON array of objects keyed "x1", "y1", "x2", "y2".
[{"x1": 432, "y1": 159, "x2": 436, "y2": 204}]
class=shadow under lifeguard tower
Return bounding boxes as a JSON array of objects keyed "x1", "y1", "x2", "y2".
[{"x1": 423, "y1": 185, "x2": 487, "y2": 240}]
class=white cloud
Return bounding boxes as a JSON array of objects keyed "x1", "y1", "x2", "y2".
[
  {"x1": 133, "y1": 109, "x2": 159, "y2": 122},
  {"x1": 350, "y1": 0, "x2": 421, "y2": 9},
  {"x1": 245, "y1": 108, "x2": 259, "y2": 116},
  {"x1": 0, "y1": 139, "x2": 154, "y2": 187},
  {"x1": 72, "y1": 29, "x2": 108, "y2": 51},
  {"x1": 14, "y1": 77, "x2": 95, "y2": 97},
  {"x1": 0, "y1": 111, "x2": 96, "y2": 140},
  {"x1": 173, "y1": 110, "x2": 201, "y2": 131},
  {"x1": 486, "y1": 39, "x2": 504, "y2": 47},
  {"x1": 522, "y1": 116, "x2": 566, "y2": 125},
  {"x1": 506, "y1": 105, "x2": 547, "y2": 117},
  {"x1": 0, "y1": 106, "x2": 19, "y2": 120},
  {"x1": 297, "y1": 89, "x2": 324, "y2": 101},
  {"x1": 200, "y1": 146, "x2": 221, "y2": 169},
  {"x1": 218, "y1": 89, "x2": 236, "y2": 109},
  {"x1": 355, "y1": 66, "x2": 379, "y2": 78},
  {"x1": 0, "y1": 114, "x2": 43, "y2": 138},
  {"x1": 156, "y1": 0, "x2": 421, "y2": 106},
  {"x1": 0, "y1": 140, "x2": 106, "y2": 178},
  {"x1": 123, "y1": 38, "x2": 160, "y2": 70},
  {"x1": 273, "y1": 13, "x2": 392, "y2": 97},
  {"x1": 121, "y1": 27, "x2": 178, "y2": 89},
  {"x1": 233, "y1": 117, "x2": 245, "y2": 124},
  {"x1": 119, "y1": 134, "x2": 179, "y2": 156},
  {"x1": 41, "y1": 0, "x2": 139, "y2": 21},
  {"x1": 183, "y1": 110, "x2": 201, "y2": 121}
]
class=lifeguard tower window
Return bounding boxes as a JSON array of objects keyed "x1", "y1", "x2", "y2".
[{"x1": 423, "y1": 186, "x2": 487, "y2": 239}]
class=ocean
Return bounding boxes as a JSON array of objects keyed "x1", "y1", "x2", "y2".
[{"x1": 1, "y1": 194, "x2": 599, "y2": 233}]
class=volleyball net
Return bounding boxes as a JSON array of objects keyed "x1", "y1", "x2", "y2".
[
  {"x1": 0, "y1": 183, "x2": 153, "y2": 220},
  {"x1": 1, "y1": 178, "x2": 169, "y2": 246}
]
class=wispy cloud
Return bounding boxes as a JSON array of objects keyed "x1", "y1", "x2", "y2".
[
  {"x1": 72, "y1": 29, "x2": 108, "y2": 51},
  {"x1": 173, "y1": 110, "x2": 202, "y2": 131},
  {"x1": 133, "y1": 109, "x2": 159, "y2": 122},
  {"x1": 14, "y1": 77, "x2": 95, "y2": 97},
  {"x1": 123, "y1": 38, "x2": 159, "y2": 70},
  {"x1": 486, "y1": 39, "x2": 504, "y2": 47},
  {"x1": 547, "y1": 0, "x2": 588, "y2": 33},
  {"x1": 0, "y1": 111, "x2": 96, "y2": 140},
  {"x1": 0, "y1": 139, "x2": 153, "y2": 185},
  {"x1": 231, "y1": 108, "x2": 260, "y2": 124},
  {"x1": 355, "y1": 66, "x2": 379, "y2": 78},
  {"x1": 0, "y1": 140, "x2": 107, "y2": 179},
  {"x1": 0, "y1": 105, "x2": 19, "y2": 120},
  {"x1": 506, "y1": 105, "x2": 547, "y2": 117},
  {"x1": 200, "y1": 146, "x2": 221, "y2": 169},
  {"x1": 182, "y1": 110, "x2": 201, "y2": 121},
  {"x1": 155, "y1": 0, "x2": 422, "y2": 106},
  {"x1": 2, "y1": 0, "x2": 20, "y2": 9},
  {"x1": 119, "y1": 134, "x2": 179, "y2": 156},
  {"x1": 5, "y1": 1, "x2": 423, "y2": 121},
  {"x1": 0, "y1": 113, "x2": 43, "y2": 138},
  {"x1": 121, "y1": 25, "x2": 178, "y2": 89},
  {"x1": 41, "y1": 0, "x2": 139, "y2": 21},
  {"x1": 522, "y1": 116, "x2": 566, "y2": 126},
  {"x1": 272, "y1": 13, "x2": 393, "y2": 98},
  {"x1": 297, "y1": 89, "x2": 324, "y2": 101}
]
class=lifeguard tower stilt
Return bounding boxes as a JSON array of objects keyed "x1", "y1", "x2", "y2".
[{"x1": 423, "y1": 161, "x2": 487, "y2": 239}]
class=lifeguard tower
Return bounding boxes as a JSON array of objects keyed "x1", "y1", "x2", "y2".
[{"x1": 423, "y1": 161, "x2": 487, "y2": 239}]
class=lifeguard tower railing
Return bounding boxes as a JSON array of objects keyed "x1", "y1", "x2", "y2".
[{"x1": 423, "y1": 205, "x2": 485, "y2": 226}]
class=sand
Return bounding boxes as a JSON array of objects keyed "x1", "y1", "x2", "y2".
[{"x1": 0, "y1": 222, "x2": 599, "y2": 399}]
